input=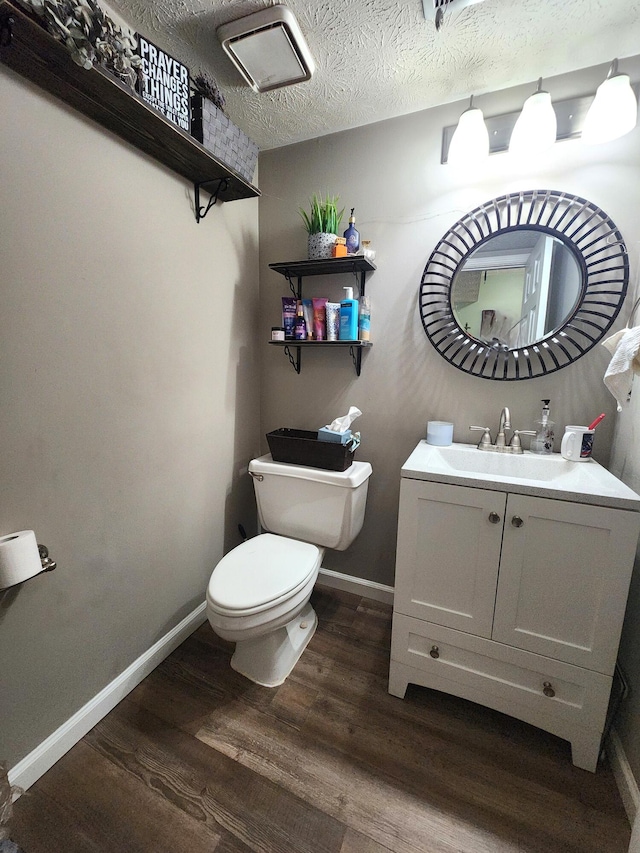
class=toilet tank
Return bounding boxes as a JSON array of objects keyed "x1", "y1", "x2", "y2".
[{"x1": 248, "y1": 454, "x2": 372, "y2": 551}]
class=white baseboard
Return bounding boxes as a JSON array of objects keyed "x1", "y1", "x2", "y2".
[
  {"x1": 8, "y1": 602, "x2": 207, "y2": 796},
  {"x1": 317, "y1": 568, "x2": 394, "y2": 605},
  {"x1": 608, "y1": 727, "x2": 640, "y2": 826}
]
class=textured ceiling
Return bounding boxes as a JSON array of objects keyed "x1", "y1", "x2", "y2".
[{"x1": 106, "y1": 0, "x2": 640, "y2": 151}]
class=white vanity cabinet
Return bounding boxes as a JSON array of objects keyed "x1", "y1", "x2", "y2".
[{"x1": 389, "y1": 442, "x2": 640, "y2": 772}]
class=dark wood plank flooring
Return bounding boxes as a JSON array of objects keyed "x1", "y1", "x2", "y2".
[{"x1": 10, "y1": 587, "x2": 631, "y2": 852}]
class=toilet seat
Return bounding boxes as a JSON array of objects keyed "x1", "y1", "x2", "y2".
[{"x1": 207, "y1": 533, "x2": 322, "y2": 617}]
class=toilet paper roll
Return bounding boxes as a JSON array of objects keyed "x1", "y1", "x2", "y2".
[{"x1": 0, "y1": 530, "x2": 42, "y2": 589}]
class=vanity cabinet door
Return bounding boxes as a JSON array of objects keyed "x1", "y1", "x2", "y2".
[
  {"x1": 394, "y1": 479, "x2": 506, "y2": 638},
  {"x1": 492, "y1": 494, "x2": 640, "y2": 674}
]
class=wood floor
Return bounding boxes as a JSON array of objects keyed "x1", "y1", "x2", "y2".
[{"x1": 11, "y1": 586, "x2": 631, "y2": 853}]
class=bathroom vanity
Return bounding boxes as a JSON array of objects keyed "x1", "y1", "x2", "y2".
[{"x1": 389, "y1": 441, "x2": 640, "y2": 771}]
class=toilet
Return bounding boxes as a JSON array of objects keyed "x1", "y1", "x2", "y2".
[{"x1": 206, "y1": 453, "x2": 372, "y2": 687}]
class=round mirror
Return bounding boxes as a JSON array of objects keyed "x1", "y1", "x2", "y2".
[
  {"x1": 420, "y1": 190, "x2": 629, "y2": 380},
  {"x1": 451, "y1": 231, "x2": 583, "y2": 350}
]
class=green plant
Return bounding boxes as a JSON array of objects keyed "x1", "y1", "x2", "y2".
[{"x1": 299, "y1": 194, "x2": 344, "y2": 235}]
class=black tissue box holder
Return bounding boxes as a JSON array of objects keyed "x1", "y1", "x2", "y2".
[{"x1": 266, "y1": 428, "x2": 357, "y2": 471}]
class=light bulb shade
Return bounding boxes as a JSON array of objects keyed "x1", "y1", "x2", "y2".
[
  {"x1": 447, "y1": 106, "x2": 489, "y2": 167},
  {"x1": 582, "y1": 73, "x2": 638, "y2": 144},
  {"x1": 509, "y1": 90, "x2": 557, "y2": 156}
]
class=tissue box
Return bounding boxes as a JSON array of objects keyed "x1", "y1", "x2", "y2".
[{"x1": 317, "y1": 427, "x2": 352, "y2": 444}]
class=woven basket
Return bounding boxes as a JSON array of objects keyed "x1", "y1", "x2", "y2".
[{"x1": 191, "y1": 94, "x2": 258, "y2": 184}]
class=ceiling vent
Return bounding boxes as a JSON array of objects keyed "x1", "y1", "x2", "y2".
[
  {"x1": 422, "y1": 0, "x2": 486, "y2": 30},
  {"x1": 217, "y1": 5, "x2": 315, "y2": 93}
]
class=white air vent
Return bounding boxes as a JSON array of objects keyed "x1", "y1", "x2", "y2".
[
  {"x1": 422, "y1": 0, "x2": 486, "y2": 28},
  {"x1": 217, "y1": 5, "x2": 315, "y2": 93}
]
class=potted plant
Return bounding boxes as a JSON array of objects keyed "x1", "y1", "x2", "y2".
[{"x1": 300, "y1": 194, "x2": 344, "y2": 260}]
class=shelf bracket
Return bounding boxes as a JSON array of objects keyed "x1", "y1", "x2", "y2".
[
  {"x1": 283, "y1": 345, "x2": 301, "y2": 373},
  {"x1": 353, "y1": 268, "x2": 367, "y2": 297},
  {"x1": 194, "y1": 177, "x2": 228, "y2": 223},
  {"x1": 349, "y1": 345, "x2": 363, "y2": 376},
  {"x1": 283, "y1": 272, "x2": 302, "y2": 299}
]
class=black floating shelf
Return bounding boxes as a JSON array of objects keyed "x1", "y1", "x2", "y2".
[
  {"x1": 0, "y1": 0, "x2": 260, "y2": 204},
  {"x1": 269, "y1": 257, "x2": 376, "y2": 278},
  {"x1": 269, "y1": 340, "x2": 373, "y2": 376}
]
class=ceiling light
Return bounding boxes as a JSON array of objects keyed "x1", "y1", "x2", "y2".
[
  {"x1": 509, "y1": 79, "x2": 557, "y2": 157},
  {"x1": 217, "y1": 5, "x2": 315, "y2": 93},
  {"x1": 582, "y1": 59, "x2": 638, "y2": 144},
  {"x1": 447, "y1": 96, "x2": 489, "y2": 167}
]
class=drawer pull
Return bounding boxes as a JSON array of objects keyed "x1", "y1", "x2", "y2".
[
  {"x1": 511, "y1": 515, "x2": 524, "y2": 528},
  {"x1": 429, "y1": 645, "x2": 440, "y2": 659},
  {"x1": 543, "y1": 681, "x2": 556, "y2": 698},
  {"x1": 488, "y1": 512, "x2": 501, "y2": 524}
]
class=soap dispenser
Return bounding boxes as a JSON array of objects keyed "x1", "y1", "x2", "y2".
[
  {"x1": 530, "y1": 399, "x2": 555, "y2": 454},
  {"x1": 339, "y1": 287, "x2": 359, "y2": 340}
]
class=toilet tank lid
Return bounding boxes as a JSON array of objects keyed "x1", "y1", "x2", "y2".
[{"x1": 249, "y1": 454, "x2": 372, "y2": 487}]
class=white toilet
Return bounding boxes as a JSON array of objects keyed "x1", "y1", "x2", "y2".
[{"x1": 206, "y1": 453, "x2": 372, "y2": 687}]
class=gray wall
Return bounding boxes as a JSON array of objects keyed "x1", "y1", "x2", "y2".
[
  {"x1": 259, "y1": 59, "x2": 640, "y2": 592},
  {"x1": 5, "y1": 49, "x2": 640, "y2": 793},
  {"x1": 0, "y1": 68, "x2": 260, "y2": 768},
  {"x1": 611, "y1": 375, "x2": 640, "y2": 781}
]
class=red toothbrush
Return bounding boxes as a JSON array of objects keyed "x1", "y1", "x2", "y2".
[{"x1": 587, "y1": 413, "x2": 606, "y2": 430}]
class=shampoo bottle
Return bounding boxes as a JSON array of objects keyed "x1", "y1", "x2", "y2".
[
  {"x1": 339, "y1": 287, "x2": 359, "y2": 340},
  {"x1": 530, "y1": 399, "x2": 555, "y2": 454},
  {"x1": 343, "y1": 208, "x2": 360, "y2": 254}
]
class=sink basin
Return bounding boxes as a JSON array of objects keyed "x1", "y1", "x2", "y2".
[{"x1": 401, "y1": 441, "x2": 640, "y2": 510}]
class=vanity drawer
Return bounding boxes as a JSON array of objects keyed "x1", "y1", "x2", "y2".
[{"x1": 390, "y1": 613, "x2": 612, "y2": 731}]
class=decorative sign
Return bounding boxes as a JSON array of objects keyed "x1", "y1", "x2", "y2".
[{"x1": 135, "y1": 36, "x2": 190, "y2": 132}]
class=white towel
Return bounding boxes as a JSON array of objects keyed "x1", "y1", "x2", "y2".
[{"x1": 602, "y1": 326, "x2": 640, "y2": 411}]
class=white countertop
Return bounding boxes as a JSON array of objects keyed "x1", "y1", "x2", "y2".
[{"x1": 401, "y1": 441, "x2": 640, "y2": 511}]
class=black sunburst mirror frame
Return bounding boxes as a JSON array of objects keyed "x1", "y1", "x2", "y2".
[{"x1": 419, "y1": 190, "x2": 629, "y2": 380}]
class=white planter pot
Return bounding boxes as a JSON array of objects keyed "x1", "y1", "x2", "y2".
[{"x1": 308, "y1": 232, "x2": 336, "y2": 260}]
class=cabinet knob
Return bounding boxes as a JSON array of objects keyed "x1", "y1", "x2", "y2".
[
  {"x1": 511, "y1": 515, "x2": 524, "y2": 528},
  {"x1": 429, "y1": 645, "x2": 440, "y2": 659},
  {"x1": 488, "y1": 512, "x2": 501, "y2": 524},
  {"x1": 543, "y1": 681, "x2": 556, "y2": 698}
]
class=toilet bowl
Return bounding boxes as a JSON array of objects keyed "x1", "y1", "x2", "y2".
[
  {"x1": 207, "y1": 534, "x2": 323, "y2": 686},
  {"x1": 206, "y1": 454, "x2": 372, "y2": 687}
]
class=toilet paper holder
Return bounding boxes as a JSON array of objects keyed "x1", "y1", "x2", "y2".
[{"x1": 38, "y1": 544, "x2": 56, "y2": 573}]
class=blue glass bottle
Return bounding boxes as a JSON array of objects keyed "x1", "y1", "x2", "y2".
[{"x1": 343, "y1": 208, "x2": 360, "y2": 254}]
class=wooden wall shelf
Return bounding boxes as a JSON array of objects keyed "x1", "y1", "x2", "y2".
[{"x1": 0, "y1": 1, "x2": 260, "y2": 206}]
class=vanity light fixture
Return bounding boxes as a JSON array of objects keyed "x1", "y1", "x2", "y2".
[
  {"x1": 217, "y1": 5, "x2": 315, "y2": 93},
  {"x1": 508, "y1": 78, "x2": 557, "y2": 156},
  {"x1": 447, "y1": 96, "x2": 490, "y2": 167},
  {"x1": 582, "y1": 59, "x2": 638, "y2": 144}
]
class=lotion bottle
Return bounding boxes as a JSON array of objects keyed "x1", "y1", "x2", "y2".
[
  {"x1": 530, "y1": 399, "x2": 555, "y2": 454},
  {"x1": 339, "y1": 287, "x2": 359, "y2": 340}
]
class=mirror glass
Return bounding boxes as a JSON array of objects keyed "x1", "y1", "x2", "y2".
[{"x1": 451, "y1": 231, "x2": 582, "y2": 350}]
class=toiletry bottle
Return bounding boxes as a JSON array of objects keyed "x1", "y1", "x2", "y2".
[
  {"x1": 530, "y1": 399, "x2": 555, "y2": 454},
  {"x1": 343, "y1": 208, "x2": 360, "y2": 254},
  {"x1": 339, "y1": 287, "x2": 359, "y2": 340},
  {"x1": 358, "y1": 295, "x2": 371, "y2": 341},
  {"x1": 294, "y1": 300, "x2": 307, "y2": 340}
]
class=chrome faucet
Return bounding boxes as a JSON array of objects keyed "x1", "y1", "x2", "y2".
[
  {"x1": 496, "y1": 407, "x2": 511, "y2": 449},
  {"x1": 469, "y1": 406, "x2": 535, "y2": 453}
]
